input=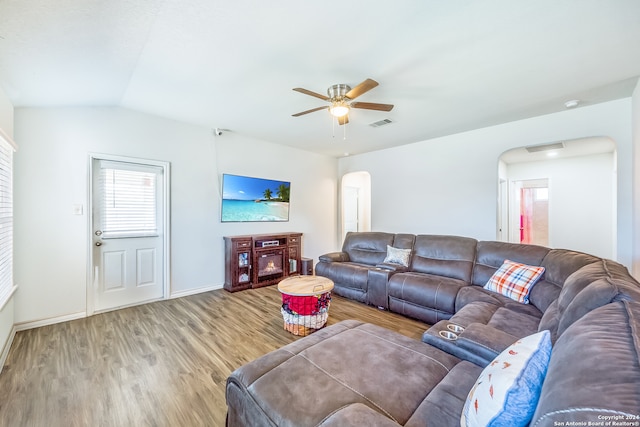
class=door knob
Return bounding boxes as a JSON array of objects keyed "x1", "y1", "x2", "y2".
[
  {"x1": 95, "y1": 230, "x2": 103, "y2": 236},
  {"x1": 95, "y1": 242, "x2": 102, "y2": 246}
]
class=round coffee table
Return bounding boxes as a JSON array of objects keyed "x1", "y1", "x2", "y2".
[{"x1": 278, "y1": 276, "x2": 334, "y2": 336}]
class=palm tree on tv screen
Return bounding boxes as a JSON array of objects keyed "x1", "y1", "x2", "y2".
[
  {"x1": 277, "y1": 184, "x2": 290, "y2": 202},
  {"x1": 263, "y1": 188, "x2": 272, "y2": 200}
]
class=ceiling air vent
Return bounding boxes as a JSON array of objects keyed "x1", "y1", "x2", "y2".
[
  {"x1": 525, "y1": 142, "x2": 564, "y2": 153},
  {"x1": 369, "y1": 118, "x2": 393, "y2": 128}
]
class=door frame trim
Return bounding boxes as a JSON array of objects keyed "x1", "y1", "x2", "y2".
[{"x1": 87, "y1": 153, "x2": 171, "y2": 316}]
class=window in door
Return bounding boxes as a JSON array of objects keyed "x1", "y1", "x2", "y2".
[{"x1": 100, "y1": 164, "x2": 159, "y2": 238}]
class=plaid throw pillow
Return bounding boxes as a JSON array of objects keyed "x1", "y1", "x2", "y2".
[{"x1": 484, "y1": 259, "x2": 545, "y2": 304}]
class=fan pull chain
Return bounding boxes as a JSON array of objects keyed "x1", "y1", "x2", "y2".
[{"x1": 332, "y1": 113, "x2": 336, "y2": 139}]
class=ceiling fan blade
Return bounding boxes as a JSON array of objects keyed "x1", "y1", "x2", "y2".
[
  {"x1": 293, "y1": 87, "x2": 329, "y2": 101},
  {"x1": 350, "y1": 101, "x2": 394, "y2": 112},
  {"x1": 345, "y1": 78, "x2": 378, "y2": 100},
  {"x1": 292, "y1": 106, "x2": 328, "y2": 117},
  {"x1": 338, "y1": 114, "x2": 349, "y2": 125}
]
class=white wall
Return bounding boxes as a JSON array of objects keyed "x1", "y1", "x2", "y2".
[
  {"x1": 0, "y1": 90, "x2": 13, "y2": 136},
  {"x1": 13, "y1": 107, "x2": 337, "y2": 324},
  {"x1": 632, "y1": 80, "x2": 640, "y2": 277},
  {"x1": 339, "y1": 98, "x2": 634, "y2": 270},
  {"x1": 506, "y1": 152, "x2": 615, "y2": 259},
  {"x1": 213, "y1": 132, "x2": 338, "y2": 276},
  {"x1": 0, "y1": 86, "x2": 14, "y2": 364}
]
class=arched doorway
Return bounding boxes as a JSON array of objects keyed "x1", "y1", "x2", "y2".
[
  {"x1": 497, "y1": 136, "x2": 617, "y2": 259},
  {"x1": 341, "y1": 171, "x2": 371, "y2": 240}
]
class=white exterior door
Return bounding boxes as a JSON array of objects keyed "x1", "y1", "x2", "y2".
[{"x1": 91, "y1": 157, "x2": 167, "y2": 312}]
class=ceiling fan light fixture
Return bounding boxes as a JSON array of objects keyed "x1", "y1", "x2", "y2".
[
  {"x1": 329, "y1": 101, "x2": 349, "y2": 118},
  {"x1": 292, "y1": 78, "x2": 393, "y2": 126}
]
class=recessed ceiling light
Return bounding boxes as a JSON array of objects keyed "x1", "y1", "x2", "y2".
[
  {"x1": 564, "y1": 99, "x2": 580, "y2": 109},
  {"x1": 547, "y1": 151, "x2": 558, "y2": 157}
]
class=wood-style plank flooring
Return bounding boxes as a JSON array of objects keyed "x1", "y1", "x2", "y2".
[{"x1": 0, "y1": 286, "x2": 428, "y2": 427}]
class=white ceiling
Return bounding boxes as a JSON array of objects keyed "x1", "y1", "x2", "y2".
[{"x1": 1, "y1": 1, "x2": 639, "y2": 158}]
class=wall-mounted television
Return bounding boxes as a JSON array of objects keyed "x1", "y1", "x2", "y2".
[{"x1": 221, "y1": 174, "x2": 291, "y2": 222}]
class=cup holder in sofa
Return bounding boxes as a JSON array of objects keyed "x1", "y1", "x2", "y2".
[
  {"x1": 439, "y1": 330, "x2": 458, "y2": 340},
  {"x1": 446, "y1": 323, "x2": 465, "y2": 334}
]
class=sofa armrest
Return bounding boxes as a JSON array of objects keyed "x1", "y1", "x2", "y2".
[
  {"x1": 368, "y1": 268, "x2": 392, "y2": 309},
  {"x1": 422, "y1": 321, "x2": 519, "y2": 367},
  {"x1": 319, "y1": 251, "x2": 350, "y2": 263},
  {"x1": 456, "y1": 323, "x2": 519, "y2": 363},
  {"x1": 375, "y1": 262, "x2": 409, "y2": 272}
]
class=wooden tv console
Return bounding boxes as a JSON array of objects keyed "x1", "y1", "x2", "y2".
[{"x1": 223, "y1": 232, "x2": 302, "y2": 292}]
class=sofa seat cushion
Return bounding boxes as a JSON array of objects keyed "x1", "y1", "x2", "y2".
[
  {"x1": 405, "y1": 361, "x2": 482, "y2": 427},
  {"x1": 449, "y1": 301, "x2": 542, "y2": 339},
  {"x1": 455, "y1": 285, "x2": 544, "y2": 319},
  {"x1": 486, "y1": 308, "x2": 542, "y2": 341},
  {"x1": 389, "y1": 272, "x2": 468, "y2": 316},
  {"x1": 447, "y1": 301, "x2": 500, "y2": 327},
  {"x1": 226, "y1": 320, "x2": 460, "y2": 427}
]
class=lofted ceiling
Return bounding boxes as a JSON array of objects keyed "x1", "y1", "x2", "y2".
[{"x1": 0, "y1": 1, "x2": 639, "y2": 158}]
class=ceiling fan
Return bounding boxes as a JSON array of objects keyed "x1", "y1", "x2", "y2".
[{"x1": 292, "y1": 78, "x2": 394, "y2": 125}]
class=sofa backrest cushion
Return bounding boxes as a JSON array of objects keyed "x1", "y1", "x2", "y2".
[
  {"x1": 472, "y1": 241, "x2": 550, "y2": 287},
  {"x1": 531, "y1": 301, "x2": 640, "y2": 426},
  {"x1": 556, "y1": 260, "x2": 620, "y2": 311},
  {"x1": 557, "y1": 263, "x2": 640, "y2": 337},
  {"x1": 529, "y1": 249, "x2": 600, "y2": 312},
  {"x1": 410, "y1": 235, "x2": 477, "y2": 282},
  {"x1": 341, "y1": 232, "x2": 395, "y2": 265},
  {"x1": 392, "y1": 233, "x2": 416, "y2": 250},
  {"x1": 538, "y1": 259, "x2": 640, "y2": 341}
]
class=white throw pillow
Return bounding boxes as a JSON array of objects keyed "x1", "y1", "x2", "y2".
[
  {"x1": 382, "y1": 245, "x2": 411, "y2": 267},
  {"x1": 460, "y1": 330, "x2": 552, "y2": 427}
]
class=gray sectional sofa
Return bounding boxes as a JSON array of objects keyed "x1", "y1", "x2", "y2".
[{"x1": 226, "y1": 232, "x2": 640, "y2": 426}]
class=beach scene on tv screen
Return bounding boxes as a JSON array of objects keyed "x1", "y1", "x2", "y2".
[{"x1": 221, "y1": 174, "x2": 290, "y2": 222}]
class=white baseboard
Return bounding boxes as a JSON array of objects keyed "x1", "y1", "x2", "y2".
[
  {"x1": 0, "y1": 324, "x2": 17, "y2": 375},
  {"x1": 170, "y1": 284, "x2": 223, "y2": 299},
  {"x1": 14, "y1": 311, "x2": 87, "y2": 332}
]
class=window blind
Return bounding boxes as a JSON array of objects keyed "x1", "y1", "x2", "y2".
[
  {"x1": 0, "y1": 130, "x2": 16, "y2": 308},
  {"x1": 100, "y1": 166, "x2": 158, "y2": 236}
]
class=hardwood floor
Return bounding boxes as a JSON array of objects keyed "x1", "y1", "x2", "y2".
[{"x1": 0, "y1": 286, "x2": 428, "y2": 427}]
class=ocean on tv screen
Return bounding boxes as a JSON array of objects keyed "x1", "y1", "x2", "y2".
[{"x1": 221, "y1": 199, "x2": 289, "y2": 222}]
